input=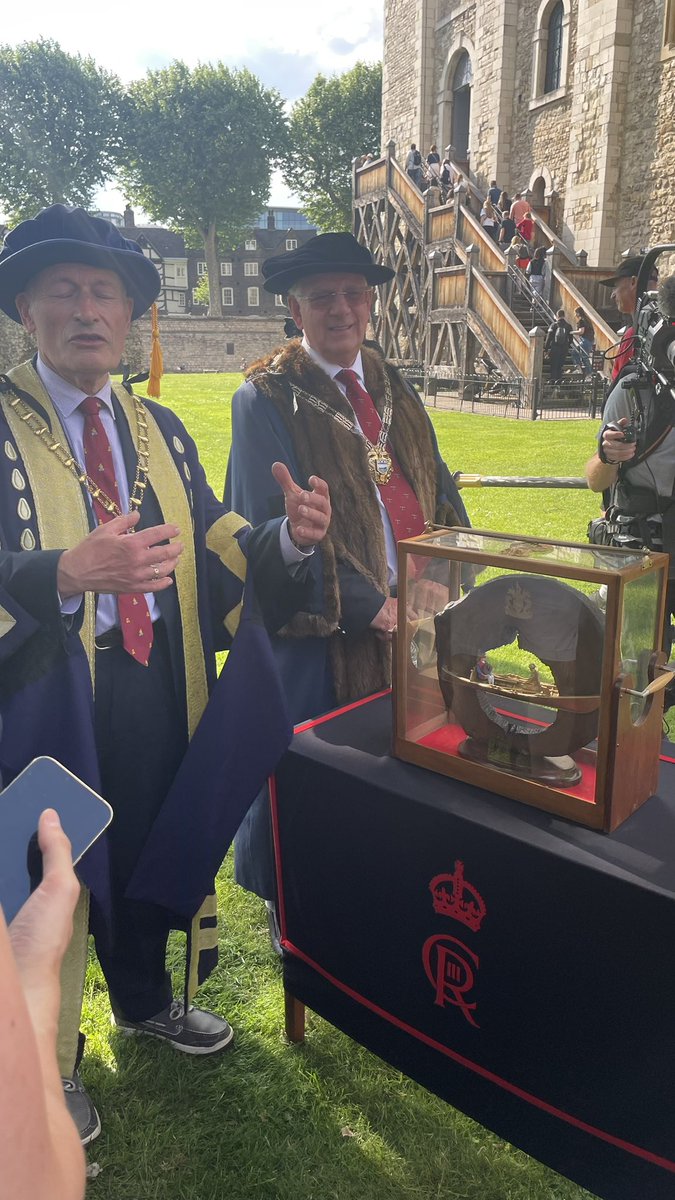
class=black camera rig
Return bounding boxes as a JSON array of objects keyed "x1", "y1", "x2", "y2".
[
  {"x1": 589, "y1": 247, "x2": 675, "y2": 551},
  {"x1": 619, "y1": 244, "x2": 675, "y2": 436}
]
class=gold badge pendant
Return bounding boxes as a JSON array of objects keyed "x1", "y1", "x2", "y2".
[{"x1": 368, "y1": 448, "x2": 393, "y2": 484}]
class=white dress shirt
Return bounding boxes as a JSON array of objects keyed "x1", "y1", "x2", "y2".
[
  {"x1": 37, "y1": 356, "x2": 309, "y2": 634},
  {"x1": 302, "y1": 337, "x2": 398, "y2": 585}
]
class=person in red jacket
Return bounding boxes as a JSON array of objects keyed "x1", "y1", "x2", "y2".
[
  {"x1": 516, "y1": 211, "x2": 535, "y2": 245},
  {"x1": 598, "y1": 255, "x2": 659, "y2": 380}
]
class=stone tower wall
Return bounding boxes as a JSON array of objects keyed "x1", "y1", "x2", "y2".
[
  {"x1": 509, "y1": 0, "x2": 576, "y2": 204},
  {"x1": 382, "y1": 0, "x2": 429, "y2": 151},
  {"x1": 617, "y1": 0, "x2": 675, "y2": 254},
  {"x1": 382, "y1": 0, "x2": 675, "y2": 265}
]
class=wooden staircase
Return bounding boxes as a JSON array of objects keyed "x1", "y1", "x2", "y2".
[{"x1": 353, "y1": 145, "x2": 617, "y2": 417}]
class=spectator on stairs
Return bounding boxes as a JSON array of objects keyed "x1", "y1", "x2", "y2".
[
  {"x1": 509, "y1": 193, "x2": 530, "y2": 225},
  {"x1": 544, "y1": 309, "x2": 573, "y2": 383},
  {"x1": 453, "y1": 174, "x2": 471, "y2": 212},
  {"x1": 512, "y1": 236, "x2": 531, "y2": 271},
  {"x1": 499, "y1": 212, "x2": 517, "y2": 246},
  {"x1": 571, "y1": 307, "x2": 595, "y2": 377},
  {"x1": 406, "y1": 144, "x2": 423, "y2": 188},
  {"x1": 480, "y1": 198, "x2": 499, "y2": 241},
  {"x1": 516, "y1": 211, "x2": 535, "y2": 246},
  {"x1": 526, "y1": 246, "x2": 547, "y2": 298},
  {"x1": 488, "y1": 180, "x2": 502, "y2": 207},
  {"x1": 427, "y1": 145, "x2": 441, "y2": 180},
  {"x1": 498, "y1": 189, "x2": 511, "y2": 216}
]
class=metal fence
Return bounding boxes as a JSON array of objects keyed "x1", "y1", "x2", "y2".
[
  {"x1": 421, "y1": 373, "x2": 527, "y2": 416},
  {"x1": 535, "y1": 365, "x2": 608, "y2": 421},
  {"x1": 401, "y1": 364, "x2": 609, "y2": 420}
]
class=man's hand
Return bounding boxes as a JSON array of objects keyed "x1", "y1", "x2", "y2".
[
  {"x1": 410, "y1": 579, "x2": 450, "y2": 620},
  {"x1": 5, "y1": 810, "x2": 86, "y2": 1198},
  {"x1": 272, "y1": 462, "x2": 331, "y2": 547},
  {"x1": 370, "y1": 596, "x2": 398, "y2": 640},
  {"x1": 600, "y1": 417, "x2": 638, "y2": 465},
  {"x1": 9, "y1": 810, "x2": 80, "y2": 1045},
  {"x1": 57, "y1": 511, "x2": 183, "y2": 598}
]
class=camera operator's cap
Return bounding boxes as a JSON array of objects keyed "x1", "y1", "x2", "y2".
[
  {"x1": 598, "y1": 255, "x2": 647, "y2": 288},
  {"x1": 262, "y1": 232, "x2": 395, "y2": 295},
  {"x1": 0, "y1": 204, "x2": 161, "y2": 322}
]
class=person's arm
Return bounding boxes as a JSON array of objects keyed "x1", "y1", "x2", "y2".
[
  {"x1": 585, "y1": 419, "x2": 636, "y2": 492},
  {"x1": 2, "y1": 810, "x2": 85, "y2": 1200},
  {"x1": 227, "y1": 381, "x2": 379, "y2": 638}
]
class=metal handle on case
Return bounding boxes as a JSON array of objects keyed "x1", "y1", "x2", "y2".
[{"x1": 621, "y1": 664, "x2": 674, "y2": 699}]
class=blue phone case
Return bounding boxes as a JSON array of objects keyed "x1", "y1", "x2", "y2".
[{"x1": 0, "y1": 757, "x2": 112, "y2": 923}]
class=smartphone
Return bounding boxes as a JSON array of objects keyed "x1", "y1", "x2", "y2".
[{"x1": 0, "y1": 757, "x2": 112, "y2": 923}]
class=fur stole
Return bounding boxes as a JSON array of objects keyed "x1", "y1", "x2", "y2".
[{"x1": 246, "y1": 342, "x2": 443, "y2": 704}]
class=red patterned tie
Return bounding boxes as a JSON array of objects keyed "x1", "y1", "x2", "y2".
[
  {"x1": 335, "y1": 369, "x2": 426, "y2": 541},
  {"x1": 80, "y1": 396, "x2": 153, "y2": 666}
]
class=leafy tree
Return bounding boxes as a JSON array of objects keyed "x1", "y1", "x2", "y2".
[
  {"x1": 0, "y1": 39, "x2": 125, "y2": 222},
  {"x1": 120, "y1": 62, "x2": 287, "y2": 316},
  {"x1": 192, "y1": 272, "x2": 210, "y2": 307},
  {"x1": 282, "y1": 62, "x2": 382, "y2": 233}
]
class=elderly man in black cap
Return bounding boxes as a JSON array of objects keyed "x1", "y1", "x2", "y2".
[
  {"x1": 224, "y1": 232, "x2": 469, "y2": 931},
  {"x1": 0, "y1": 205, "x2": 331, "y2": 1142},
  {"x1": 598, "y1": 254, "x2": 660, "y2": 381}
]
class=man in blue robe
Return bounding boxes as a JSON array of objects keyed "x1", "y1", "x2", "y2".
[
  {"x1": 225, "y1": 233, "x2": 469, "y2": 935},
  {"x1": 0, "y1": 206, "x2": 331, "y2": 1142}
]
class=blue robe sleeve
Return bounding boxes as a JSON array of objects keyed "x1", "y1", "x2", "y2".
[{"x1": 225, "y1": 380, "x2": 385, "y2": 629}]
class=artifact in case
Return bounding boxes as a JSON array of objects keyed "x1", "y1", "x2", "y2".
[{"x1": 393, "y1": 528, "x2": 669, "y2": 831}]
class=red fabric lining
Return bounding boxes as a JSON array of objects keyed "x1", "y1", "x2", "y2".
[
  {"x1": 294, "y1": 689, "x2": 392, "y2": 735},
  {"x1": 417, "y1": 721, "x2": 597, "y2": 803}
]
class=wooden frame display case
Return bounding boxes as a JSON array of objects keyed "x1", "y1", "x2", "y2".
[{"x1": 393, "y1": 528, "x2": 670, "y2": 831}]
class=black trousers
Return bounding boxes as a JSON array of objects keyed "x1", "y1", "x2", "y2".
[{"x1": 91, "y1": 622, "x2": 188, "y2": 1021}]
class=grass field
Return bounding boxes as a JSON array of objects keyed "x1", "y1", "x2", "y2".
[{"x1": 83, "y1": 374, "x2": 600, "y2": 1200}]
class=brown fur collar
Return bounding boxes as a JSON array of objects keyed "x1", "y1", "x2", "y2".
[{"x1": 247, "y1": 342, "x2": 441, "y2": 703}]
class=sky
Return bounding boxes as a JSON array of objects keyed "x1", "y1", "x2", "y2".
[{"x1": 2, "y1": 0, "x2": 384, "y2": 214}]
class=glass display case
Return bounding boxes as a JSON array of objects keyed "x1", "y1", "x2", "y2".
[{"x1": 393, "y1": 528, "x2": 670, "y2": 831}]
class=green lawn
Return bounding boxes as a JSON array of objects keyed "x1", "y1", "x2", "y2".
[{"x1": 84, "y1": 374, "x2": 599, "y2": 1200}]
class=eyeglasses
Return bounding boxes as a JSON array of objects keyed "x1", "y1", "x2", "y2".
[{"x1": 296, "y1": 288, "x2": 372, "y2": 310}]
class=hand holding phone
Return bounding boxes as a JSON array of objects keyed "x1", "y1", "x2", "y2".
[{"x1": 0, "y1": 758, "x2": 112, "y2": 924}]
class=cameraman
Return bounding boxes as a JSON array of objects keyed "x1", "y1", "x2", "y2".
[
  {"x1": 599, "y1": 255, "x2": 659, "y2": 381},
  {"x1": 585, "y1": 376, "x2": 675, "y2": 661}
]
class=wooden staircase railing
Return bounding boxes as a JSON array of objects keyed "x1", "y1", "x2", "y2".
[{"x1": 353, "y1": 149, "x2": 614, "y2": 402}]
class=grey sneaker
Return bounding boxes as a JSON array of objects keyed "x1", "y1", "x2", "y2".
[
  {"x1": 114, "y1": 999, "x2": 234, "y2": 1055},
  {"x1": 62, "y1": 1072, "x2": 101, "y2": 1146}
]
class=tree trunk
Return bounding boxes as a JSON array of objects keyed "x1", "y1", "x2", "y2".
[{"x1": 204, "y1": 222, "x2": 222, "y2": 318}]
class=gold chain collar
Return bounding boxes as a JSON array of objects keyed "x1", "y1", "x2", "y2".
[
  {"x1": 6, "y1": 389, "x2": 150, "y2": 517},
  {"x1": 289, "y1": 369, "x2": 395, "y2": 485}
]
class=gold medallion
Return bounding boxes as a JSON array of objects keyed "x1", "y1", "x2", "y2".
[{"x1": 368, "y1": 448, "x2": 393, "y2": 484}]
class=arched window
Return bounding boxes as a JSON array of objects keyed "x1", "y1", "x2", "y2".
[
  {"x1": 531, "y1": 0, "x2": 569, "y2": 105},
  {"x1": 452, "y1": 51, "x2": 473, "y2": 92},
  {"x1": 544, "y1": 1, "x2": 564, "y2": 93},
  {"x1": 664, "y1": 0, "x2": 675, "y2": 52},
  {"x1": 451, "y1": 52, "x2": 473, "y2": 160}
]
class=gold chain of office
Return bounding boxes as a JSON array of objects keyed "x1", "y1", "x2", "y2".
[
  {"x1": 289, "y1": 371, "x2": 394, "y2": 485},
  {"x1": 7, "y1": 392, "x2": 150, "y2": 518}
]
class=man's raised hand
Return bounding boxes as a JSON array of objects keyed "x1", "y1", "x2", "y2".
[{"x1": 272, "y1": 462, "x2": 331, "y2": 547}]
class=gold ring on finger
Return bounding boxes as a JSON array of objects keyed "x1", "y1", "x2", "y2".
[{"x1": 152, "y1": 564, "x2": 160, "y2": 580}]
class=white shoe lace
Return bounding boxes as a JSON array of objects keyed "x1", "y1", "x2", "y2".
[{"x1": 169, "y1": 999, "x2": 185, "y2": 1022}]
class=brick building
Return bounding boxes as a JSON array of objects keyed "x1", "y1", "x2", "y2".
[
  {"x1": 95, "y1": 206, "x2": 317, "y2": 317},
  {"x1": 187, "y1": 207, "x2": 317, "y2": 316},
  {"x1": 381, "y1": 0, "x2": 675, "y2": 265}
]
